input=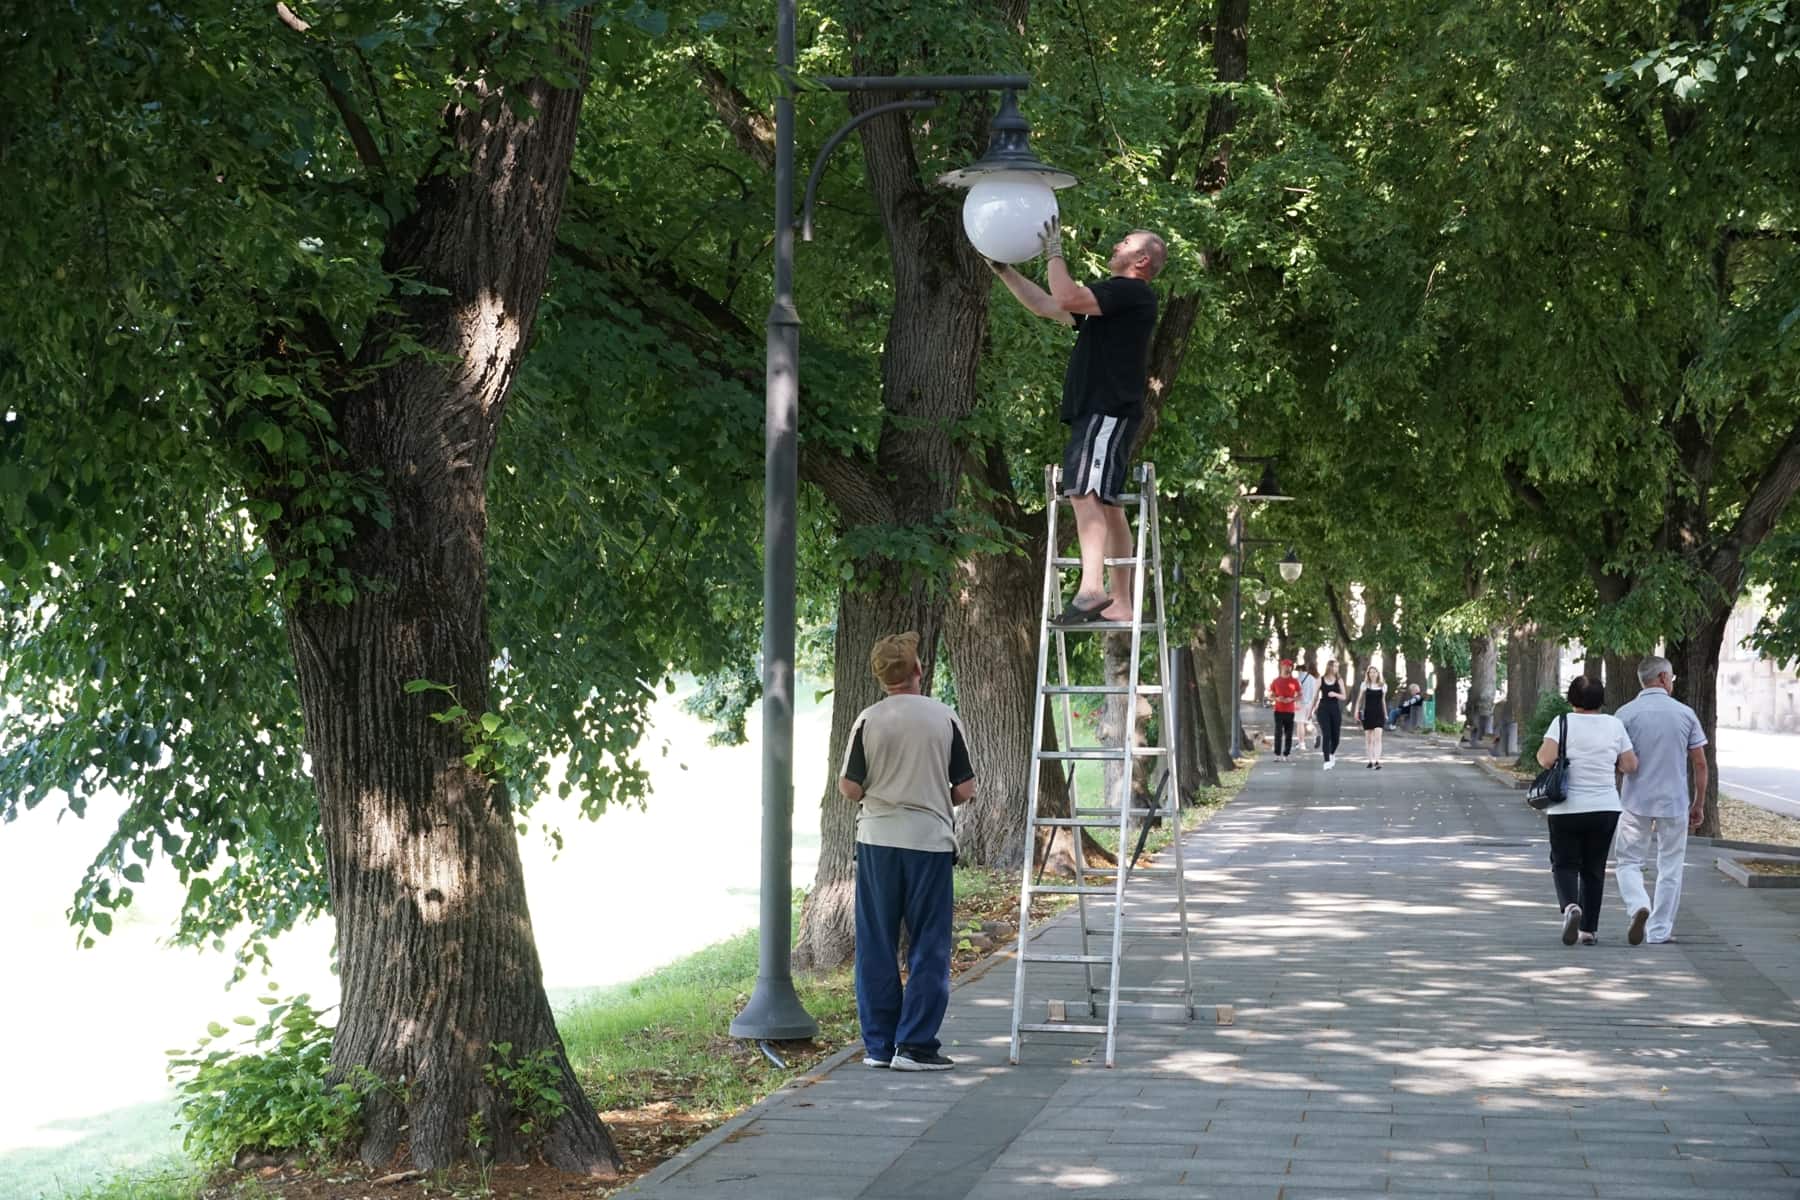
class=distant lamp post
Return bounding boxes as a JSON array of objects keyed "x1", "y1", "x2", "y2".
[
  {"x1": 1228, "y1": 458, "x2": 1297, "y2": 758},
  {"x1": 1252, "y1": 581, "x2": 1273, "y2": 606},
  {"x1": 734, "y1": 1, "x2": 1074, "y2": 1046}
]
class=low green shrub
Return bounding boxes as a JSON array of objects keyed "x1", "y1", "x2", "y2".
[
  {"x1": 1517, "y1": 690, "x2": 1575, "y2": 772},
  {"x1": 166, "y1": 989, "x2": 363, "y2": 1166}
]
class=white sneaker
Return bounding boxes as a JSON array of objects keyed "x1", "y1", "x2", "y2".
[{"x1": 1323, "y1": 756, "x2": 1333, "y2": 770}]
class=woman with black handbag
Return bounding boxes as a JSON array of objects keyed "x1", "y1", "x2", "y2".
[{"x1": 1535, "y1": 675, "x2": 1639, "y2": 945}]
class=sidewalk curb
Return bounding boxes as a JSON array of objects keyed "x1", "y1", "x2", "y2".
[{"x1": 1472, "y1": 756, "x2": 1530, "y2": 790}]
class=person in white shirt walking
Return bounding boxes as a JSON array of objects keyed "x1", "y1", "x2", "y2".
[
  {"x1": 1535, "y1": 675, "x2": 1639, "y2": 945},
  {"x1": 1613, "y1": 655, "x2": 1709, "y2": 946},
  {"x1": 1297, "y1": 662, "x2": 1320, "y2": 754}
]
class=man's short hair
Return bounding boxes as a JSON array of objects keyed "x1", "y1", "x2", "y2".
[
  {"x1": 1637, "y1": 655, "x2": 1672, "y2": 687},
  {"x1": 1568, "y1": 675, "x2": 1605, "y2": 710},
  {"x1": 870, "y1": 631, "x2": 921, "y2": 688},
  {"x1": 1130, "y1": 230, "x2": 1167, "y2": 279}
]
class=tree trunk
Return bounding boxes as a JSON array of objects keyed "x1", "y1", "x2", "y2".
[
  {"x1": 1533, "y1": 634, "x2": 1562, "y2": 718},
  {"x1": 1604, "y1": 649, "x2": 1640, "y2": 713},
  {"x1": 1497, "y1": 628, "x2": 1523, "y2": 729},
  {"x1": 281, "y1": 23, "x2": 618, "y2": 1175},
  {"x1": 1249, "y1": 634, "x2": 1269, "y2": 704},
  {"x1": 945, "y1": 498, "x2": 1043, "y2": 870},
  {"x1": 1377, "y1": 596, "x2": 1398, "y2": 687},
  {"x1": 1584, "y1": 651, "x2": 1604, "y2": 684},
  {"x1": 1434, "y1": 661, "x2": 1458, "y2": 731},
  {"x1": 1469, "y1": 630, "x2": 1498, "y2": 736},
  {"x1": 1668, "y1": 610, "x2": 1729, "y2": 836}
]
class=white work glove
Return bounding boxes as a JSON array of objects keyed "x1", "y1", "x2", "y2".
[{"x1": 1039, "y1": 215, "x2": 1064, "y2": 261}]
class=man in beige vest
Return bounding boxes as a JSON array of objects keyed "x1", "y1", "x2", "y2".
[{"x1": 839, "y1": 632, "x2": 977, "y2": 1070}]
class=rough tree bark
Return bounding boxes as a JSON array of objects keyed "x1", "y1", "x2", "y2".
[
  {"x1": 1433, "y1": 661, "x2": 1458, "y2": 731},
  {"x1": 277, "y1": 16, "x2": 620, "y2": 1175},
  {"x1": 1468, "y1": 630, "x2": 1498, "y2": 739}
]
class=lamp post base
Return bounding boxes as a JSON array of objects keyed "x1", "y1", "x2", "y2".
[{"x1": 730, "y1": 975, "x2": 821, "y2": 1041}]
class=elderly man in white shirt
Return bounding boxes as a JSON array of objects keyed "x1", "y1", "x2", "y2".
[{"x1": 1613, "y1": 654, "x2": 1710, "y2": 946}]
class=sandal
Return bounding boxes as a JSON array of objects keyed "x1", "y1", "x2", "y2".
[{"x1": 1050, "y1": 597, "x2": 1111, "y2": 627}]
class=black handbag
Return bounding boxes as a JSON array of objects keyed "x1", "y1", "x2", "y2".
[{"x1": 1525, "y1": 713, "x2": 1570, "y2": 811}]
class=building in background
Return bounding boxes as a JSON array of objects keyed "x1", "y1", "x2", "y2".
[{"x1": 1721, "y1": 589, "x2": 1800, "y2": 732}]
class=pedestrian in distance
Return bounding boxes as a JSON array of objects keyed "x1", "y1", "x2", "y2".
[
  {"x1": 1352, "y1": 665, "x2": 1388, "y2": 768},
  {"x1": 1613, "y1": 655, "x2": 1709, "y2": 946},
  {"x1": 1269, "y1": 659, "x2": 1301, "y2": 761},
  {"x1": 1297, "y1": 660, "x2": 1320, "y2": 751},
  {"x1": 838, "y1": 632, "x2": 978, "y2": 1071},
  {"x1": 989, "y1": 220, "x2": 1166, "y2": 627},
  {"x1": 1309, "y1": 659, "x2": 1348, "y2": 770},
  {"x1": 1535, "y1": 674, "x2": 1639, "y2": 945}
]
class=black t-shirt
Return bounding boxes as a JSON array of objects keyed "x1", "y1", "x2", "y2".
[
  {"x1": 1317, "y1": 679, "x2": 1345, "y2": 710},
  {"x1": 1061, "y1": 275, "x2": 1158, "y2": 422}
]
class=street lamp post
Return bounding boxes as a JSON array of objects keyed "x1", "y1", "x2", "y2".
[{"x1": 732, "y1": 0, "x2": 1073, "y2": 1043}]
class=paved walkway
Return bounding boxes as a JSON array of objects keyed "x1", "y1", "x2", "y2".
[{"x1": 622, "y1": 732, "x2": 1800, "y2": 1199}]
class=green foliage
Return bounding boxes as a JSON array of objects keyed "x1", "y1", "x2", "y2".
[
  {"x1": 481, "y1": 1043, "x2": 569, "y2": 1144},
  {"x1": 405, "y1": 679, "x2": 531, "y2": 775},
  {"x1": 680, "y1": 664, "x2": 762, "y2": 746},
  {"x1": 166, "y1": 989, "x2": 363, "y2": 1166},
  {"x1": 1517, "y1": 690, "x2": 1575, "y2": 774},
  {"x1": 51, "y1": 1169, "x2": 202, "y2": 1200}
]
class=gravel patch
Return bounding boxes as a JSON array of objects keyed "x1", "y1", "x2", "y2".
[{"x1": 1720, "y1": 793, "x2": 1800, "y2": 849}]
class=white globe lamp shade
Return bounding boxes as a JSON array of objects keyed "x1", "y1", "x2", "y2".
[{"x1": 961, "y1": 172, "x2": 1058, "y2": 265}]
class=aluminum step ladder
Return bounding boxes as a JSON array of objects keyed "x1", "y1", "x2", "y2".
[{"x1": 1009, "y1": 462, "x2": 1194, "y2": 1068}]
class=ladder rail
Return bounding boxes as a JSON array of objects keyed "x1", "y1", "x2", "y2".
[
  {"x1": 1147, "y1": 477, "x2": 1196, "y2": 1016},
  {"x1": 1008, "y1": 465, "x2": 1063, "y2": 1065}
]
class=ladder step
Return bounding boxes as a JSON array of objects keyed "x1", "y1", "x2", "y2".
[
  {"x1": 1119, "y1": 926, "x2": 1190, "y2": 937},
  {"x1": 1057, "y1": 493, "x2": 1143, "y2": 507},
  {"x1": 1051, "y1": 556, "x2": 1143, "y2": 567},
  {"x1": 1050, "y1": 620, "x2": 1163, "y2": 633},
  {"x1": 1029, "y1": 885, "x2": 1121, "y2": 896},
  {"x1": 1118, "y1": 985, "x2": 1193, "y2": 996},
  {"x1": 1071, "y1": 806, "x2": 1164, "y2": 817},
  {"x1": 1081, "y1": 864, "x2": 1179, "y2": 875},
  {"x1": 1039, "y1": 747, "x2": 1170, "y2": 761},
  {"x1": 1022, "y1": 952, "x2": 1113, "y2": 965},
  {"x1": 1017, "y1": 1022, "x2": 1108, "y2": 1035},
  {"x1": 1041, "y1": 684, "x2": 1164, "y2": 696}
]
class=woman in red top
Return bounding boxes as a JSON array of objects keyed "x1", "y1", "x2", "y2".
[{"x1": 1269, "y1": 659, "x2": 1302, "y2": 761}]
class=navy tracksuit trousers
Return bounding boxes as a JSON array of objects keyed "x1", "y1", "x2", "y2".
[{"x1": 855, "y1": 841, "x2": 955, "y2": 1059}]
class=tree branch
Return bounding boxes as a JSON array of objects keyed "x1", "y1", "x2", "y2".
[
  {"x1": 692, "y1": 56, "x2": 775, "y2": 172},
  {"x1": 1500, "y1": 462, "x2": 1550, "y2": 515},
  {"x1": 1711, "y1": 420, "x2": 1800, "y2": 596},
  {"x1": 799, "y1": 443, "x2": 895, "y2": 529},
  {"x1": 275, "y1": 3, "x2": 387, "y2": 173}
]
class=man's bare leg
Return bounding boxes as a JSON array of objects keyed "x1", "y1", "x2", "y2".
[
  {"x1": 1069, "y1": 492, "x2": 1111, "y2": 610},
  {"x1": 1101, "y1": 503, "x2": 1133, "y2": 620}
]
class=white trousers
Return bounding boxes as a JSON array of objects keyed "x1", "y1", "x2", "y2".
[{"x1": 1614, "y1": 810, "x2": 1687, "y2": 942}]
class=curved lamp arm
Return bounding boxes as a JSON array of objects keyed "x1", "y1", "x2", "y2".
[{"x1": 801, "y1": 98, "x2": 939, "y2": 242}]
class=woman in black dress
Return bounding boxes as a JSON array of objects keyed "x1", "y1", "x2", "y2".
[
  {"x1": 1354, "y1": 665, "x2": 1387, "y2": 769},
  {"x1": 1308, "y1": 660, "x2": 1348, "y2": 770}
]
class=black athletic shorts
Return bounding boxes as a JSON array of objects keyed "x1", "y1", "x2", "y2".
[{"x1": 1060, "y1": 412, "x2": 1143, "y2": 507}]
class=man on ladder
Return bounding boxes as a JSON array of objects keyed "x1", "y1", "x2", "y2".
[{"x1": 989, "y1": 219, "x2": 1165, "y2": 625}]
